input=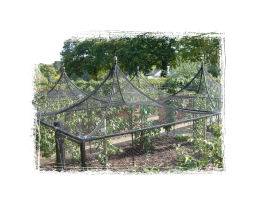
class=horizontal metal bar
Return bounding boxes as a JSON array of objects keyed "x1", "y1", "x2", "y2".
[
  {"x1": 39, "y1": 120, "x2": 82, "y2": 144},
  {"x1": 176, "y1": 108, "x2": 214, "y2": 114},
  {"x1": 81, "y1": 112, "x2": 221, "y2": 142},
  {"x1": 39, "y1": 111, "x2": 220, "y2": 144}
]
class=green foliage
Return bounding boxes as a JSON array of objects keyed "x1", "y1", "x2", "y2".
[
  {"x1": 176, "y1": 123, "x2": 223, "y2": 170},
  {"x1": 34, "y1": 57, "x2": 223, "y2": 170},
  {"x1": 176, "y1": 153, "x2": 199, "y2": 170},
  {"x1": 38, "y1": 63, "x2": 59, "y2": 82},
  {"x1": 134, "y1": 130, "x2": 158, "y2": 153},
  {"x1": 177, "y1": 36, "x2": 221, "y2": 68},
  {"x1": 147, "y1": 77, "x2": 168, "y2": 89},
  {"x1": 74, "y1": 78, "x2": 101, "y2": 93},
  {"x1": 37, "y1": 125, "x2": 55, "y2": 158},
  {"x1": 36, "y1": 90, "x2": 128, "y2": 165},
  {"x1": 34, "y1": 64, "x2": 60, "y2": 94},
  {"x1": 193, "y1": 118, "x2": 206, "y2": 138},
  {"x1": 131, "y1": 105, "x2": 160, "y2": 153},
  {"x1": 36, "y1": 119, "x2": 82, "y2": 161},
  {"x1": 65, "y1": 140, "x2": 80, "y2": 161},
  {"x1": 210, "y1": 123, "x2": 222, "y2": 138},
  {"x1": 61, "y1": 34, "x2": 221, "y2": 80},
  {"x1": 175, "y1": 135, "x2": 190, "y2": 143},
  {"x1": 143, "y1": 166, "x2": 161, "y2": 173},
  {"x1": 207, "y1": 65, "x2": 220, "y2": 78},
  {"x1": 163, "y1": 61, "x2": 200, "y2": 94},
  {"x1": 95, "y1": 139, "x2": 122, "y2": 166}
]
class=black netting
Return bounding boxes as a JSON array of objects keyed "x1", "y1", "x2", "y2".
[
  {"x1": 38, "y1": 64, "x2": 218, "y2": 141},
  {"x1": 40, "y1": 115, "x2": 221, "y2": 171},
  {"x1": 129, "y1": 73, "x2": 169, "y2": 101},
  {"x1": 164, "y1": 65, "x2": 222, "y2": 113},
  {"x1": 35, "y1": 70, "x2": 85, "y2": 113},
  {"x1": 36, "y1": 62, "x2": 222, "y2": 171},
  {"x1": 128, "y1": 65, "x2": 222, "y2": 113}
]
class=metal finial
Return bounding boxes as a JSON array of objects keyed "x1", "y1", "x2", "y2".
[
  {"x1": 201, "y1": 61, "x2": 204, "y2": 69},
  {"x1": 60, "y1": 66, "x2": 65, "y2": 73},
  {"x1": 137, "y1": 65, "x2": 140, "y2": 76},
  {"x1": 201, "y1": 53, "x2": 205, "y2": 67},
  {"x1": 114, "y1": 56, "x2": 118, "y2": 65}
]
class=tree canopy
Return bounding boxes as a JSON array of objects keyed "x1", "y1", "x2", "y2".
[{"x1": 60, "y1": 33, "x2": 222, "y2": 80}]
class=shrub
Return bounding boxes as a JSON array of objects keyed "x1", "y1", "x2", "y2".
[
  {"x1": 175, "y1": 135, "x2": 190, "y2": 143},
  {"x1": 36, "y1": 125, "x2": 55, "y2": 158},
  {"x1": 163, "y1": 62, "x2": 200, "y2": 94},
  {"x1": 95, "y1": 139, "x2": 122, "y2": 166},
  {"x1": 147, "y1": 78, "x2": 168, "y2": 89},
  {"x1": 176, "y1": 123, "x2": 223, "y2": 170}
]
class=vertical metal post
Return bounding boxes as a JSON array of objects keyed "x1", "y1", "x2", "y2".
[
  {"x1": 55, "y1": 132, "x2": 65, "y2": 171},
  {"x1": 204, "y1": 117, "x2": 207, "y2": 139},
  {"x1": 80, "y1": 141, "x2": 86, "y2": 170},
  {"x1": 103, "y1": 139, "x2": 108, "y2": 169},
  {"x1": 89, "y1": 141, "x2": 92, "y2": 154},
  {"x1": 87, "y1": 107, "x2": 92, "y2": 155},
  {"x1": 129, "y1": 108, "x2": 135, "y2": 166},
  {"x1": 216, "y1": 114, "x2": 219, "y2": 125},
  {"x1": 103, "y1": 116, "x2": 108, "y2": 169},
  {"x1": 131, "y1": 133, "x2": 135, "y2": 166},
  {"x1": 203, "y1": 97, "x2": 208, "y2": 139},
  {"x1": 192, "y1": 97, "x2": 195, "y2": 137},
  {"x1": 140, "y1": 131, "x2": 144, "y2": 150},
  {"x1": 192, "y1": 120, "x2": 195, "y2": 137}
]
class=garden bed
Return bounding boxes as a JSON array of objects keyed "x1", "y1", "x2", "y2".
[
  {"x1": 39, "y1": 123, "x2": 220, "y2": 172},
  {"x1": 39, "y1": 132, "x2": 192, "y2": 172}
]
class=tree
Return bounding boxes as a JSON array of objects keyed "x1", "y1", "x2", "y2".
[
  {"x1": 175, "y1": 35, "x2": 221, "y2": 76},
  {"x1": 60, "y1": 33, "x2": 220, "y2": 79},
  {"x1": 38, "y1": 63, "x2": 59, "y2": 82}
]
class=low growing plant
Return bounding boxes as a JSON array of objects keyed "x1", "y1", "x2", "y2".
[{"x1": 176, "y1": 123, "x2": 223, "y2": 170}]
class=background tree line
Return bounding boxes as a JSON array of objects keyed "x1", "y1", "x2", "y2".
[{"x1": 60, "y1": 33, "x2": 222, "y2": 80}]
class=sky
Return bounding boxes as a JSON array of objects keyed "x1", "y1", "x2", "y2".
[{"x1": 1, "y1": 0, "x2": 235, "y2": 65}]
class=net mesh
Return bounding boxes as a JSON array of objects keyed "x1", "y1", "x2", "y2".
[
  {"x1": 36, "y1": 62, "x2": 222, "y2": 171},
  {"x1": 38, "y1": 64, "x2": 220, "y2": 142},
  {"x1": 164, "y1": 65, "x2": 222, "y2": 113},
  {"x1": 34, "y1": 69, "x2": 109, "y2": 113},
  {"x1": 129, "y1": 73, "x2": 169, "y2": 100},
  {"x1": 35, "y1": 70, "x2": 85, "y2": 113},
  {"x1": 128, "y1": 65, "x2": 222, "y2": 113},
  {"x1": 40, "y1": 115, "x2": 221, "y2": 171}
]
